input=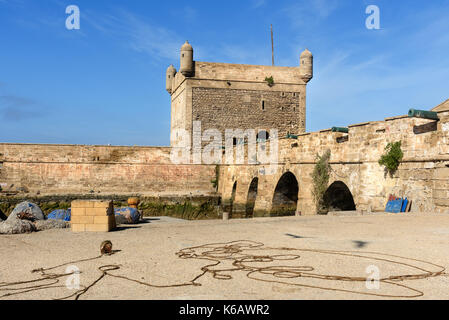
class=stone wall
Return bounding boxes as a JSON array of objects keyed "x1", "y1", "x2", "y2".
[
  {"x1": 192, "y1": 87, "x2": 304, "y2": 141},
  {"x1": 192, "y1": 62, "x2": 306, "y2": 84},
  {"x1": 2, "y1": 110, "x2": 449, "y2": 219},
  {"x1": 218, "y1": 110, "x2": 449, "y2": 216},
  {"x1": 0, "y1": 144, "x2": 216, "y2": 196}
]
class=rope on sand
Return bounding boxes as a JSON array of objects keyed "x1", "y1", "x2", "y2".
[{"x1": 0, "y1": 240, "x2": 446, "y2": 300}]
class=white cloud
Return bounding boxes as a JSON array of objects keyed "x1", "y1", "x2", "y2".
[
  {"x1": 83, "y1": 9, "x2": 185, "y2": 61},
  {"x1": 280, "y1": 0, "x2": 340, "y2": 28},
  {"x1": 81, "y1": 8, "x2": 272, "y2": 65},
  {"x1": 252, "y1": 0, "x2": 266, "y2": 9}
]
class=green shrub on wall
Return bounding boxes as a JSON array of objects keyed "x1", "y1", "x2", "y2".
[
  {"x1": 311, "y1": 149, "x2": 331, "y2": 214},
  {"x1": 211, "y1": 165, "x2": 219, "y2": 191},
  {"x1": 379, "y1": 141, "x2": 403, "y2": 176},
  {"x1": 264, "y1": 76, "x2": 274, "y2": 87}
]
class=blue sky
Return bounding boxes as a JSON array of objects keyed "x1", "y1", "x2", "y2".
[{"x1": 0, "y1": 0, "x2": 448, "y2": 146}]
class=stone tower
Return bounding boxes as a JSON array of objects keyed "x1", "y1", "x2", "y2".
[
  {"x1": 166, "y1": 65, "x2": 176, "y2": 94},
  {"x1": 168, "y1": 41, "x2": 313, "y2": 147}
]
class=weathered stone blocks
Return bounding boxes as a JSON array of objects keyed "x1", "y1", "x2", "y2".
[{"x1": 71, "y1": 200, "x2": 116, "y2": 232}]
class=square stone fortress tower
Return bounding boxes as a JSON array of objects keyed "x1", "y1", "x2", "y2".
[{"x1": 166, "y1": 41, "x2": 313, "y2": 146}]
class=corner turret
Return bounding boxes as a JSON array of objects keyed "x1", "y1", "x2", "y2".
[
  {"x1": 166, "y1": 65, "x2": 176, "y2": 94},
  {"x1": 299, "y1": 48, "x2": 313, "y2": 83},
  {"x1": 180, "y1": 41, "x2": 194, "y2": 77}
]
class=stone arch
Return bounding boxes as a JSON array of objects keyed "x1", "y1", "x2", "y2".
[
  {"x1": 322, "y1": 181, "x2": 356, "y2": 214},
  {"x1": 245, "y1": 177, "x2": 259, "y2": 218},
  {"x1": 271, "y1": 171, "x2": 299, "y2": 216},
  {"x1": 230, "y1": 181, "x2": 237, "y2": 214},
  {"x1": 257, "y1": 130, "x2": 270, "y2": 141}
]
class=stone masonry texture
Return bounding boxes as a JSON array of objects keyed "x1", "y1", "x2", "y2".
[{"x1": 192, "y1": 87, "x2": 305, "y2": 141}]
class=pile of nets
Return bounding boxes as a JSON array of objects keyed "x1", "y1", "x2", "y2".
[
  {"x1": 114, "y1": 207, "x2": 141, "y2": 225},
  {"x1": 12, "y1": 201, "x2": 45, "y2": 220},
  {"x1": 0, "y1": 202, "x2": 142, "y2": 234},
  {"x1": 38, "y1": 206, "x2": 141, "y2": 226},
  {"x1": 0, "y1": 201, "x2": 69, "y2": 234},
  {"x1": 34, "y1": 219, "x2": 70, "y2": 231}
]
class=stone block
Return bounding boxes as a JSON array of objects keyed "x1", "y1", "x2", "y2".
[
  {"x1": 434, "y1": 199, "x2": 449, "y2": 207},
  {"x1": 85, "y1": 224, "x2": 111, "y2": 232},
  {"x1": 87, "y1": 207, "x2": 110, "y2": 216},
  {"x1": 433, "y1": 168, "x2": 449, "y2": 180},
  {"x1": 71, "y1": 208, "x2": 86, "y2": 216},
  {"x1": 71, "y1": 224, "x2": 86, "y2": 232},
  {"x1": 93, "y1": 215, "x2": 115, "y2": 225},
  {"x1": 93, "y1": 200, "x2": 113, "y2": 208},
  {"x1": 72, "y1": 200, "x2": 95, "y2": 208},
  {"x1": 71, "y1": 216, "x2": 94, "y2": 224},
  {"x1": 68, "y1": 200, "x2": 116, "y2": 232}
]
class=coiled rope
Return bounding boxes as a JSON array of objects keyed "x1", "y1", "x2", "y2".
[{"x1": 0, "y1": 240, "x2": 446, "y2": 300}]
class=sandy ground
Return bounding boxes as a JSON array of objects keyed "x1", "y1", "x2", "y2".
[{"x1": 0, "y1": 213, "x2": 448, "y2": 300}]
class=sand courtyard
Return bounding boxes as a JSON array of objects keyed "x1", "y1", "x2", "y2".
[{"x1": 1, "y1": 213, "x2": 448, "y2": 300}]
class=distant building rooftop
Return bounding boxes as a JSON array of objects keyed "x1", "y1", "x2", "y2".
[{"x1": 432, "y1": 98, "x2": 449, "y2": 112}]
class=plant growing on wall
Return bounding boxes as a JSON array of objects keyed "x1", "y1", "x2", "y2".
[
  {"x1": 311, "y1": 149, "x2": 331, "y2": 214},
  {"x1": 211, "y1": 165, "x2": 220, "y2": 191},
  {"x1": 264, "y1": 76, "x2": 274, "y2": 87},
  {"x1": 379, "y1": 141, "x2": 403, "y2": 177}
]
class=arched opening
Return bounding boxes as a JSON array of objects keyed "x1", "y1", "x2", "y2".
[
  {"x1": 257, "y1": 130, "x2": 270, "y2": 142},
  {"x1": 271, "y1": 172, "x2": 299, "y2": 216},
  {"x1": 230, "y1": 181, "x2": 237, "y2": 214},
  {"x1": 322, "y1": 181, "x2": 356, "y2": 214},
  {"x1": 246, "y1": 178, "x2": 258, "y2": 218}
]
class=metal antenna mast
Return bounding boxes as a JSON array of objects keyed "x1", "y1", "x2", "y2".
[{"x1": 271, "y1": 24, "x2": 275, "y2": 66}]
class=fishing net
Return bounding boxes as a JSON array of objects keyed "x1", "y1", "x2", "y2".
[
  {"x1": 114, "y1": 207, "x2": 141, "y2": 225},
  {"x1": 10, "y1": 201, "x2": 45, "y2": 221},
  {"x1": 34, "y1": 219, "x2": 70, "y2": 231},
  {"x1": 0, "y1": 219, "x2": 36, "y2": 234},
  {"x1": 0, "y1": 202, "x2": 69, "y2": 234}
]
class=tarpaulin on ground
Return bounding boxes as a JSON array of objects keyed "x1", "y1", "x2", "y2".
[{"x1": 47, "y1": 209, "x2": 71, "y2": 221}]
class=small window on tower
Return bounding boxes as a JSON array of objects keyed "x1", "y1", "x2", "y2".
[
  {"x1": 257, "y1": 131, "x2": 270, "y2": 141},
  {"x1": 261, "y1": 100, "x2": 266, "y2": 111}
]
